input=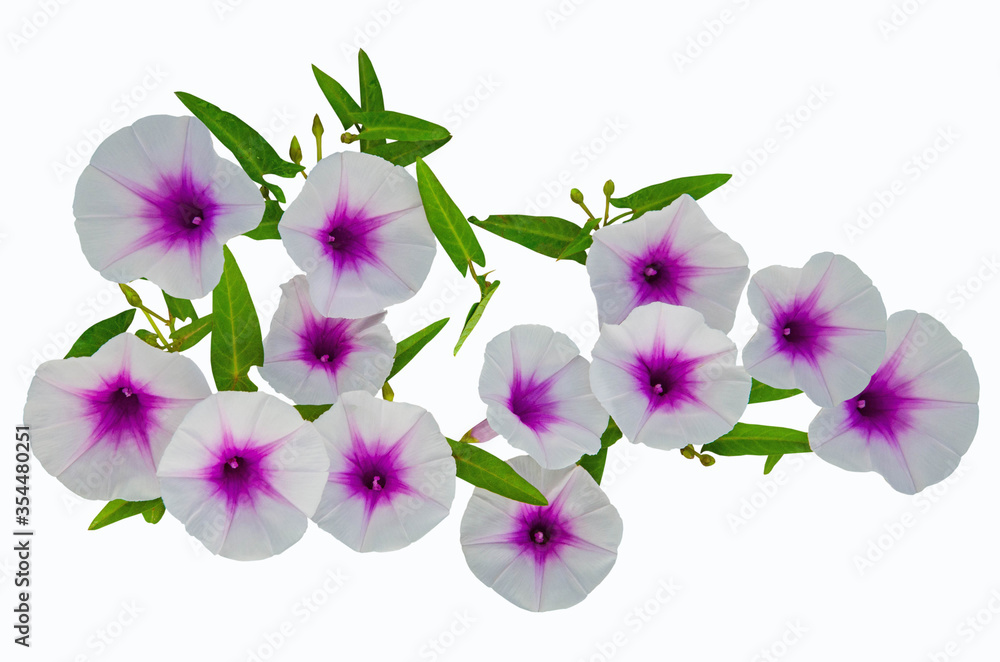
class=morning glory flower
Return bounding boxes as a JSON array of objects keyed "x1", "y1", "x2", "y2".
[
  {"x1": 258, "y1": 275, "x2": 395, "y2": 405},
  {"x1": 73, "y1": 115, "x2": 265, "y2": 300},
  {"x1": 460, "y1": 456, "x2": 623, "y2": 612},
  {"x1": 478, "y1": 325, "x2": 607, "y2": 469},
  {"x1": 586, "y1": 193, "x2": 749, "y2": 331},
  {"x1": 742, "y1": 252, "x2": 888, "y2": 407},
  {"x1": 279, "y1": 151, "x2": 436, "y2": 319},
  {"x1": 23, "y1": 333, "x2": 210, "y2": 501},
  {"x1": 157, "y1": 392, "x2": 329, "y2": 561},
  {"x1": 809, "y1": 311, "x2": 979, "y2": 494},
  {"x1": 311, "y1": 391, "x2": 456, "y2": 553},
  {"x1": 590, "y1": 302, "x2": 750, "y2": 450}
]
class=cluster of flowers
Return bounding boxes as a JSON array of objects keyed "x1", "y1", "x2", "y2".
[{"x1": 24, "y1": 111, "x2": 978, "y2": 613}]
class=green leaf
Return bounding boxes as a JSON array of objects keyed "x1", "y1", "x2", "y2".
[
  {"x1": 610, "y1": 174, "x2": 732, "y2": 220},
  {"x1": 243, "y1": 199, "x2": 283, "y2": 240},
  {"x1": 388, "y1": 318, "x2": 449, "y2": 380},
  {"x1": 357, "y1": 49, "x2": 386, "y2": 153},
  {"x1": 163, "y1": 292, "x2": 197, "y2": 322},
  {"x1": 356, "y1": 111, "x2": 450, "y2": 142},
  {"x1": 749, "y1": 378, "x2": 803, "y2": 404},
  {"x1": 415, "y1": 157, "x2": 486, "y2": 275},
  {"x1": 577, "y1": 448, "x2": 607, "y2": 485},
  {"x1": 64, "y1": 310, "x2": 136, "y2": 358},
  {"x1": 454, "y1": 280, "x2": 499, "y2": 355},
  {"x1": 576, "y1": 418, "x2": 623, "y2": 485},
  {"x1": 171, "y1": 314, "x2": 214, "y2": 351},
  {"x1": 142, "y1": 500, "x2": 166, "y2": 524},
  {"x1": 311, "y1": 64, "x2": 362, "y2": 130},
  {"x1": 468, "y1": 214, "x2": 587, "y2": 264},
  {"x1": 447, "y1": 439, "x2": 548, "y2": 506},
  {"x1": 557, "y1": 217, "x2": 600, "y2": 259},
  {"x1": 294, "y1": 404, "x2": 332, "y2": 421},
  {"x1": 175, "y1": 91, "x2": 303, "y2": 203},
  {"x1": 365, "y1": 136, "x2": 451, "y2": 166},
  {"x1": 763, "y1": 454, "x2": 783, "y2": 475},
  {"x1": 702, "y1": 423, "x2": 811, "y2": 457},
  {"x1": 211, "y1": 246, "x2": 263, "y2": 392},
  {"x1": 89, "y1": 498, "x2": 164, "y2": 530}
]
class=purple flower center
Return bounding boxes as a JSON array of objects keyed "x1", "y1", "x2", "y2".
[
  {"x1": 338, "y1": 439, "x2": 411, "y2": 514},
  {"x1": 84, "y1": 376, "x2": 161, "y2": 451},
  {"x1": 630, "y1": 246, "x2": 701, "y2": 308},
  {"x1": 631, "y1": 353, "x2": 697, "y2": 409},
  {"x1": 209, "y1": 445, "x2": 273, "y2": 513},
  {"x1": 510, "y1": 506, "x2": 574, "y2": 563},
  {"x1": 507, "y1": 374, "x2": 558, "y2": 432},
  {"x1": 844, "y1": 370, "x2": 914, "y2": 445},
  {"x1": 295, "y1": 318, "x2": 357, "y2": 370}
]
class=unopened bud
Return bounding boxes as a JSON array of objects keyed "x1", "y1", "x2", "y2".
[
  {"x1": 700, "y1": 454, "x2": 716, "y2": 467},
  {"x1": 289, "y1": 136, "x2": 302, "y2": 165},
  {"x1": 570, "y1": 188, "x2": 584, "y2": 204},
  {"x1": 680, "y1": 446, "x2": 695, "y2": 460},
  {"x1": 603, "y1": 180, "x2": 615, "y2": 197},
  {"x1": 119, "y1": 283, "x2": 143, "y2": 308}
]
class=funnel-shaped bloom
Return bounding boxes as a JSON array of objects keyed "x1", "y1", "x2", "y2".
[
  {"x1": 73, "y1": 115, "x2": 264, "y2": 299},
  {"x1": 157, "y1": 392, "x2": 329, "y2": 561},
  {"x1": 23, "y1": 333, "x2": 210, "y2": 501},
  {"x1": 809, "y1": 311, "x2": 979, "y2": 494},
  {"x1": 279, "y1": 152, "x2": 436, "y2": 319},
  {"x1": 258, "y1": 275, "x2": 395, "y2": 405},
  {"x1": 460, "y1": 456, "x2": 622, "y2": 612},
  {"x1": 590, "y1": 302, "x2": 750, "y2": 449},
  {"x1": 587, "y1": 194, "x2": 749, "y2": 331},
  {"x1": 311, "y1": 391, "x2": 456, "y2": 552},
  {"x1": 479, "y1": 325, "x2": 607, "y2": 469},
  {"x1": 743, "y1": 252, "x2": 887, "y2": 407}
]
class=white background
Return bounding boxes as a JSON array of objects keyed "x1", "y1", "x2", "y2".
[{"x1": 2, "y1": 0, "x2": 998, "y2": 660}]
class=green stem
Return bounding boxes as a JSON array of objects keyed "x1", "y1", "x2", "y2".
[
  {"x1": 141, "y1": 309, "x2": 170, "y2": 349},
  {"x1": 605, "y1": 211, "x2": 631, "y2": 226}
]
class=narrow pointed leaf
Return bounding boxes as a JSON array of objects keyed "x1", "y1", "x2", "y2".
[
  {"x1": 577, "y1": 448, "x2": 608, "y2": 485},
  {"x1": 701, "y1": 423, "x2": 811, "y2": 456},
  {"x1": 388, "y1": 317, "x2": 449, "y2": 380},
  {"x1": 211, "y1": 247, "x2": 263, "y2": 392},
  {"x1": 243, "y1": 199, "x2": 283, "y2": 240},
  {"x1": 763, "y1": 454, "x2": 783, "y2": 475},
  {"x1": 65, "y1": 310, "x2": 136, "y2": 358},
  {"x1": 454, "y1": 280, "x2": 499, "y2": 355},
  {"x1": 557, "y1": 217, "x2": 600, "y2": 259},
  {"x1": 357, "y1": 49, "x2": 386, "y2": 153},
  {"x1": 311, "y1": 64, "x2": 362, "y2": 130},
  {"x1": 175, "y1": 91, "x2": 303, "y2": 203},
  {"x1": 610, "y1": 174, "x2": 732, "y2": 220},
  {"x1": 171, "y1": 314, "x2": 214, "y2": 351},
  {"x1": 89, "y1": 498, "x2": 164, "y2": 530},
  {"x1": 162, "y1": 292, "x2": 197, "y2": 321},
  {"x1": 365, "y1": 136, "x2": 451, "y2": 166},
  {"x1": 447, "y1": 439, "x2": 548, "y2": 506},
  {"x1": 748, "y1": 378, "x2": 803, "y2": 404},
  {"x1": 357, "y1": 112, "x2": 450, "y2": 142},
  {"x1": 468, "y1": 214, "x2": 587, "y2": 264},
  {"x1": 415, "y1": 157, "x2": 485, "y2": 275},
  {"x1": 294, "y1": 404, "x2": 332, "y2": 421}
]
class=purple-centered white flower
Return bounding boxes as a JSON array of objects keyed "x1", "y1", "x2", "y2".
[
  {"x1": 258, "y1": 275, "x2": 395, "y2": 405},
  {"x1": 73, "y1": 115, "x2": 265, "y2": 299},
  {"x1": 23, "y1": 333, "x2": 210, "y2": 501},
  {"x1": 311, "y1": 391, "x2": 456, "y2": 553},
  {"x1": 743, "y1": 252, "x2": 888, "y2": 407},
  {"x1": 809, "y1": 311, "x2": 979, "y2": 495},
  {"x1": 157, "y1": 392, "x2": 329, "y2": 561},
  {"x1": 590, "y1": 302, "x2": 750, "y2": 450},
  {"x1": 478, "y1": 325, "x2": 607, "y2": 469},
  {"x1": 279, "y1": 151, "x2": 436, "y2": 319},
  {"x1": 460, "y1": 455, "x2": 623, "y2": 612},
  {"x1": 587, "y1": 193, "x2": 749, "y2": 331}
]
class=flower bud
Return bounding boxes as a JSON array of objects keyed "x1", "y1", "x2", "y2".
[{"x1": 570, "y1": 188, "x2": 584, "y2": 204}]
